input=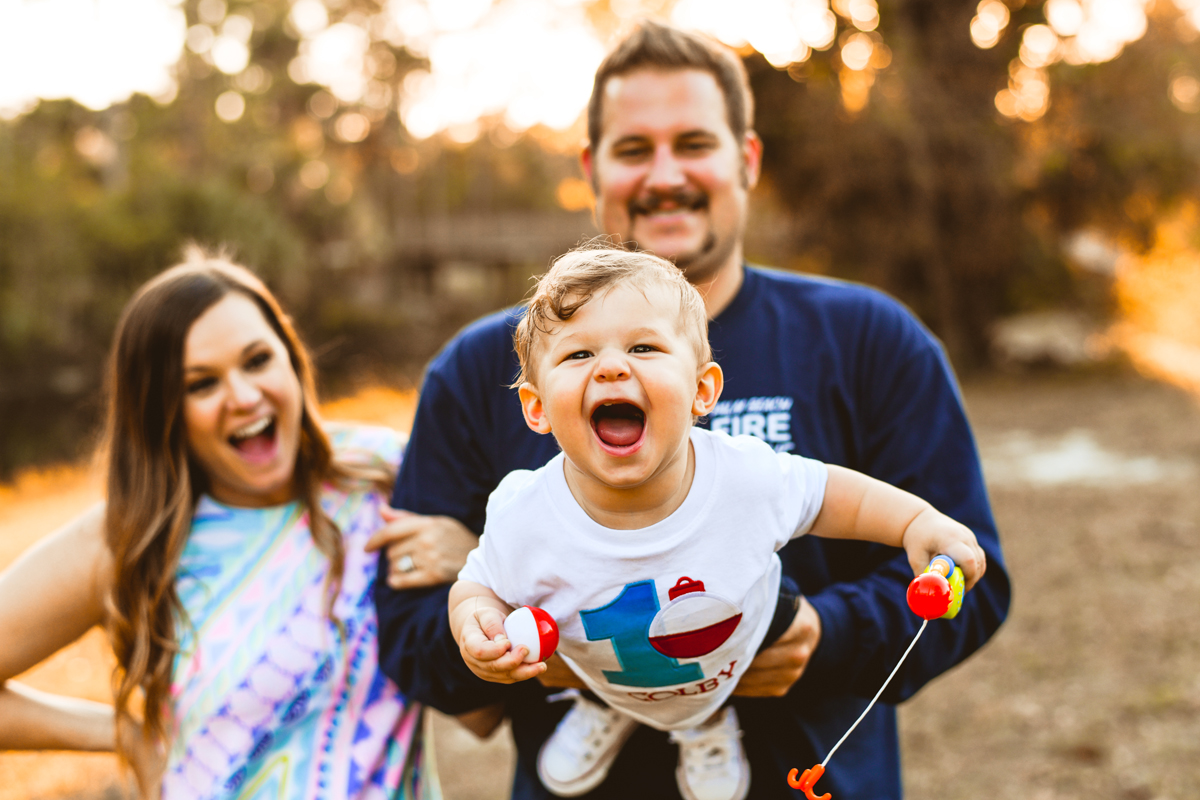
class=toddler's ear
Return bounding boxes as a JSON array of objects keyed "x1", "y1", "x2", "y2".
[
  {"x1": 692, "y1": 362, "x2": 724, "y2": 417},
  {"x1": 519, "y1": 383, "x2": 553, "y2": 434}
]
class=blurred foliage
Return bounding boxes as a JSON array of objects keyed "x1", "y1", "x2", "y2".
[
  {"x1": 747, "y1": 0, "x2": 1200, "y2": 366},
  {"x1": 0, "y1": 0, "x2": 583, "y2": 474},
  {"x1": 1108, "y1": 202, "x2": 1200, "y2": 395},
  {"x1": 4, "y1": 0, "x2": 1200, "y2": 475}
]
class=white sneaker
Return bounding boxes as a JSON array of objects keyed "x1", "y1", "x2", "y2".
[
  {"x1": 669, "y1": 707, "x2": 750, "y2": 800},
  {"x1": 537, "y1": 695, "x2": 640, "y2": 797}
]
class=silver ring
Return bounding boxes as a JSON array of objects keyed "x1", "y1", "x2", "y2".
[{"x1": 397, "y1": 554, "x2": 416, "y2": 573}]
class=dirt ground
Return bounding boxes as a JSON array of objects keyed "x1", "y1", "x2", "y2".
[
  {"x1": 899, "y1": 372, "x2": 1200, "y2": 800},
  {"x1": 3, "y1": 371, "x2": 1200, "y2": 799}
]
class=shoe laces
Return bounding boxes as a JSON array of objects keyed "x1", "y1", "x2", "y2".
[
  {"x1": 556, "y1": 699, "x2": 629, "y2": 763},
  {"x1": 670, "y1": 713, "x2": 743, "y2": 776}
]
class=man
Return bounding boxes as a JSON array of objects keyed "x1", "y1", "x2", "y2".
[{"x1": 375, "y1": 20, "x2": 1010, "y2": 800}]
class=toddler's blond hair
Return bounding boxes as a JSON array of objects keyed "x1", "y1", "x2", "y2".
[{"x1": 513, "y1": 241, "x2": 711, "y2": 387}]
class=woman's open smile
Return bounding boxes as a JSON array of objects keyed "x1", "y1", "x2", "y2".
[{"x1": 183, "y1": 293, "x2": 303, "y2": 507}]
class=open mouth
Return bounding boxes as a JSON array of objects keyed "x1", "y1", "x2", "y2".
[
  {"x1": 228, "y1": 415, "x2": 277, "y2": 459},
  {"x1": 591, "y1": 402, "x2": 646, "y2": 454}
]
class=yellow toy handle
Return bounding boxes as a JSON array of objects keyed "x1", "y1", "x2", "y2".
[{"x1": 923, "y1": 555, "x2": 965, "y2": 619}]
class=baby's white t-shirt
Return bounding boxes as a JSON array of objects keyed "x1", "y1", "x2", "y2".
[{"x1": 458, "y1": 427, "x2": 828, "y2": 730}]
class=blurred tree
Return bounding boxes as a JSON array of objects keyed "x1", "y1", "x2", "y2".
[
  {"x1": 751, "y1": 0, "x2": 1024, "y2": 366},
  {"x1": 748, "y1": 0, "x2": 1200, "y2": 365},
  {"x1": 4, "y1": 0, "x2": 1200, "y2": 475},
  {"x1": 0, "y1": 0, "x2": 583, "y2": 476}
]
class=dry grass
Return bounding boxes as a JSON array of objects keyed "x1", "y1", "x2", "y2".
[{"x1": 901, "y1": 373, "x2": 1200, "y2": 800}]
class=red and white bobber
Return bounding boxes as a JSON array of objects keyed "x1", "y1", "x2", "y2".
[
  {"x1": 503, "y1": 605, "x2": 560, "y2": 663},
  {"x1": 906, "y1": 554, "x2": 965, "y2": 621},
  {"x1": 648, "y1": 576, "x2": 743, "y2": 659}
]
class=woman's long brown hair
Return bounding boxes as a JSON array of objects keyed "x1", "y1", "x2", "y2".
[{"x1": 101, "y1": 250, "x2": 388, "y2": 754}]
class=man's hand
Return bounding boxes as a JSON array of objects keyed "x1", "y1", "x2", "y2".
[
  {"x1": 454, "y1": 703, "x2": 507, "y2": 739},
  {"x1": 536, "y1": 654, "x2": 587, "y2": 690},
  {"x1": 364, "y1": 508, "x2": 478, "y2": 589},
  {"x1": 733, "y1": 597, "x2": 821, "y2": 697}
]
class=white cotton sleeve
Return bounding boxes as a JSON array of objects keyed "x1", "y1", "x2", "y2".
[
  {"x1": 777, "y1": 452, "x2": 829, "y2": 545},
  {"x1": 455, "y1": 468, "x2": 539, "y2": 605},
  {"x1": 458, "y1": 531, "x2": 502, "y2": 594}
]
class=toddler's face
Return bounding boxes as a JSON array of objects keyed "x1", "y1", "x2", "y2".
[{"x1": 519, "y1": 282, "x2": 720, "y2": 491}]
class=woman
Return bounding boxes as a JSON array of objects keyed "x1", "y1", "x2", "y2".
[{"x1": 0, "y1": 251, "x2": 475, "y2": 798}]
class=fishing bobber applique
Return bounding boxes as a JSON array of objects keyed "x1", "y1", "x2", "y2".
[{"x1": 648, "y1": 577, "x2": 743, "y2": 659}]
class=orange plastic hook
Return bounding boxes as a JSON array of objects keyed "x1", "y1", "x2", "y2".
[{"x1": 786, "y1": 763, "x2": 830, "y2": 800}]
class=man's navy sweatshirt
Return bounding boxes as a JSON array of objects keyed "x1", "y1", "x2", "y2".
[{"x1": 377, "y1": 265, "x2": 1011, "y2": 799}]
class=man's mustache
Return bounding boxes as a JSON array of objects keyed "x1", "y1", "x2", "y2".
[{"x1": 628, "y1": 189, "x2": 708, "y2": 216}]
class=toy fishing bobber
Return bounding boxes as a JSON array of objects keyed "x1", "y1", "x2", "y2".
[
  {"x1": 788, "y1": 555, "x2": 967, "y2": 800},
  {"x1": 503, "y1": 605, "x2": 559, "y2": 663},
  {"x1": 906, "y1": 554, "x2": 965, "y2": 620}
]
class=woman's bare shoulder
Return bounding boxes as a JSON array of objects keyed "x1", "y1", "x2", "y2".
[
  {"x1": 0, "y1": 502, "x2": 112, "y2": 681},
  {"x1": 47, "y1": 502, "x2": 112, "y2": 583},
  {"x1": 11, "y1": 503, "x2": 111, "y2": 605}
]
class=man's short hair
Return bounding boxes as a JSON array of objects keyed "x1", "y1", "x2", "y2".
[
  {"x1": 587, "y1": 20, "x2": 755, "y2": 153},
  {"x1": 514, "y1": 240, "x2": 712, "y2": 387}
]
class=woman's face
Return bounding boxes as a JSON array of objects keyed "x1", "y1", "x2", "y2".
[{"x1": 182, "y1": 293, "x2": 304, "y2": 507}]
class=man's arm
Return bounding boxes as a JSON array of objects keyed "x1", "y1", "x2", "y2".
[
  {"x1": 743, "y1": 304, "x2": 1011, "y2": 702},
  {"x1": 374, "y1": 352, "x2": 512, "y2": 714},
  {"x1": 812, "y1": 318, "x2": 1009, "y2": 701}
]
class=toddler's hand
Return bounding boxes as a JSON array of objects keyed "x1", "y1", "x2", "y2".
[
  {"x1": 458, "y1": 604, "x2": 548, "y2": 684},
  {"x1": 901, "y1": 509, "x2": 986, "y2": 590}
]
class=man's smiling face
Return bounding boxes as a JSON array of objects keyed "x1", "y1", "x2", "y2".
[{"x1": 584, "y1": 68, "x2": 761, "y2": 285}]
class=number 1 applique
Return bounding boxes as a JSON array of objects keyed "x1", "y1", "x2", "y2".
[{"x1": 580, "y1": 577, "x2": 742, "y2": 688}]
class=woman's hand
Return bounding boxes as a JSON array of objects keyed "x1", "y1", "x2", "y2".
[{"x1": 364, "y1": 508, "x2": 478, "y2": 589}]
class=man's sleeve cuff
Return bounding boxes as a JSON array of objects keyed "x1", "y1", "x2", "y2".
[{"x1": 801, "y1": 590, "x2": 856, "y2": 685}]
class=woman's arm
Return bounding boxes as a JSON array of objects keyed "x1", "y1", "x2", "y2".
[
  {"x1": 0, "y1": 503, "x2": 168, "y2": 798},
  {"x1": 0, "y1": 682, "x2": 114, "y2": 750},
  {"x1": 0, "y1": 503, "x2": 113, "y2": 750}
]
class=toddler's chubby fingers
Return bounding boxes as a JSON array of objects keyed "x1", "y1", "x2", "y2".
[
  {"x1": 495, "y1": 645, "x2": 550, "y2": 682},
  {"x1": 477, "y1": 642, "x2": 548, "y2": 683},
  {"x1": 944, "y1": 540, "x2": 986, "y2": 590},
  {"x1": 968, "y1": 543, "x2": 987, "y2": 590},
  {"x1": 508, "y1": 660, "x2": 550, "y2": 682},
  {"x1": 476, "y1": 607, "x2": 509, "y2": 641},
  {"x1": 462, "y1": 628, "x2": 513, "y2": 662}
]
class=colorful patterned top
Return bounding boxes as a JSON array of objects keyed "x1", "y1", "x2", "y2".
[{"x1": 162, "y1": 424, "x2": 433, "y2": 800}]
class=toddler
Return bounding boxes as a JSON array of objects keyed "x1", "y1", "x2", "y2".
[{"x1": 449, "y1": 245, "x2": 985, "y2": 800}]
